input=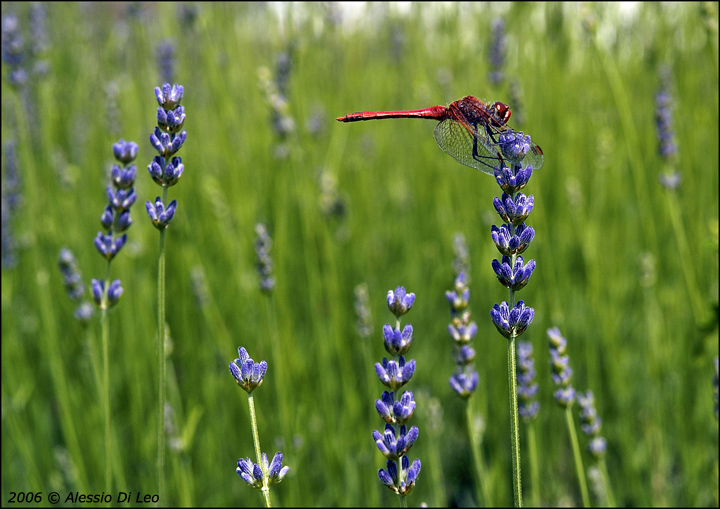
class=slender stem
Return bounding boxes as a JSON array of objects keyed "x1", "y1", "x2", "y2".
[
  {"x1": 527, "y1": 422, "x2": 540, "y2": 507},
  {"x1": 565, "y1": 405, "x2": 590, "y2": 507},
  {"x1": 247, "y1": 392, "x2": 272, "y2": 508},
  {"x1": 157, "y1": 185, "x2": 168, "y2": 504},
  {"x1": 102, "y1": 261, "x2": 112, "y2": 502},
  {"x1": 398, "y1": 491, "x2": 408, "y2": 508},
  {"x1": 598, "y1": 457, "x2": 616, "y2": 507},
  {"x1": 466, "y1": 400, "x2": 491, "y2": 506},
  {"x1": 508, "y1": 335, "x2": 523, "y2": 507},
  {"x1": 101, "y1": 306, "x2": 111, "y2": 502}
]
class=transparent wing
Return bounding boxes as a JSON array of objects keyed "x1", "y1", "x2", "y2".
[
  {"x1": 433, "y1": 118, "x2": 545, "y2": 174},
  {"x1": 433, "y1": 118, "x2": 502, "y2": 175}
]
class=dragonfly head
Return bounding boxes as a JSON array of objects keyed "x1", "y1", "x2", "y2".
[{"x1": 492, "y1": 101, "x2": 512, "y2": 126}]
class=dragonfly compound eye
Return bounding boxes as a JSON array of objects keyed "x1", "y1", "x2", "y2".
[{"x1": 494, "y1": 102, "x2": 511, "y2": 124}]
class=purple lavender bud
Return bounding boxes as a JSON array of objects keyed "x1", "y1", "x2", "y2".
[
  {"x1": 453, "y1": 345, "x2": 476, "y2": 365},
  {"x1": 382, "y1": 324, "x2": 414, "y2": 356},
  {"x1": 106, "y1": 186, "x2": 137, "y2": 212},
  {"x1": 236, "y1": 458, "x2": 263, "y2": 488},
  {"x1": 112, "y1": 140, "x2": 139, "y2": 164},
  {"x1": 110, "y1": 163, "x2": 137, "y2": 189},
  {"x1": 376, "y1": 391, "x2": 395, "y2": 423},
  {"x1": 449, "y1": 370, "x2": 479, "y2": 398},
  {"x1": 99, "y1": 205, "x2": 114, "y2": 230},
  {"x1": 91, "y1": 278, "x2": 104, "y2": 306},
  {"x1": 491, "y1": 301, "x2": 534, "y2": 339},
  {"x1": 229, "y1": 347, "x2": 267, "y2": 393},
  {"x1": 499, "y1": 131, "x2": 531, "y2": 163},
  {"x1": 163, "y1": 157, "x2": 184, "y2": 186},
  {"x1": 155, "y1": 83, "x2": 184, "y2": 110},
  {"x1": 115, "y1": 210, "x2": 132, "y2": 232},
  {"x1": 392, "y1": 391, "x2": 417, "y2": 424},
  {"x1": 148, "y1": 156, "x2": 165, "y2": 185},
  {"x1": 494, "y1": 166, "x2": 533, "y2": 194},
  {"x1": 267, "y1": 452, "x2": 289, "y2": 484},
  {"x1": 378, "y1": 466, "x2": 395, "y2": 489},
  {"x1": 146, "y1": 197, "x2": 177, "y2": 230},
  {"x1": 404, "y1": 458, "x2": 421, "y2": 489},
  {"x1": 106, "y1": 279, "x2": 123, "y2": 306},
  {"x1": 387, "y1": 286, "x2": 415, "y2": 317}
]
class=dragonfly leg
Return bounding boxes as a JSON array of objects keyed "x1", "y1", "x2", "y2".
[{"x1": 470, "y1": 122, "x2": 504, "y2": 171}]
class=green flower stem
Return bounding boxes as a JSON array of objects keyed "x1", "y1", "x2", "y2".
[
  {"x1": 527, "y1": 421, "x2": 540, "y2": 507},
  {"x1": 598, "y1": 457, "x2": 616, "y2": 507},
  {"x1": 247, "y1": 392, "x2": 272, "y2": 508},
  {"x1": 156, "y1": 186, "x2": 168, "y2": 505},
  {"x1": 466, "y1": 400, "x2": 491, "y2": 506},
  {"x1": 565, "y1": 405, "x2": 590, "y2": 507},
  {"x1": 508, "y1": 333, "x2": 523, "y2": 507},
  {"x1": 101, "y1": 261, "x2": 112, "y2": 503},
  {"x1": 398, "y1": 492, "x2": 408, "y2": 508},
  {"x1": 508, "y1": 205, "x2": 523, "y2": 507}
]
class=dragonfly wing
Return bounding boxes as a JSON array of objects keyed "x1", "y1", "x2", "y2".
[
  {"x1": 433, "y1": 118, "x2": 501, "y2": 175},
  {"x1": 523, "y1": 143, "x2": 544, "y2": 171}
]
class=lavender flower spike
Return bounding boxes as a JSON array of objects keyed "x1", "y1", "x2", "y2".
[{"x1": 229, "y1": 347, "x2": 268, "y2": 394}]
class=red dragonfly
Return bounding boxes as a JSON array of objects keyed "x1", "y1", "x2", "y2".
[{"x1": 336, "y1": 96, "x2": 543, "y2": 175}]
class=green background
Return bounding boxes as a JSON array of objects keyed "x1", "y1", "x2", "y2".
[{"x1": 1, "y1": 2, "x2": 718, "y2": 507}]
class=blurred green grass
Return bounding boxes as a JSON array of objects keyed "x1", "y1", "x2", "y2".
[{"x1": 1, "y1": 2, "x2": 718, "y2": 507}]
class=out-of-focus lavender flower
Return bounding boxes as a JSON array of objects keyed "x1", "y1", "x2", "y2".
[
  {"x1": 374, "y1": 286, "x2": 420, "y2": 498},
  {"x1": 91, "y1": 278, "x2": 123, "y2": 309},
  {"x1": 354, "y1": 283, "x2": 373, "y2": 339},
  {"x1": 58, "y1": 248, "x2": 86, "y2": 302},
  {"x1": 548, "y1": 327, "x2": 576, "y2": 407},
  {"x1": 655, "y1": 68, "x2": 678, "y2": 162},
  {"x1": 658, "y1": 171, "x2": 681, "y2": 190},
  {"x1": 254, "y1": 223, "x2": 276, "y2": 295},
  {"x1": 318, "y1": 170, "x2": 346, "y2": 221},
  {"x1": 516, "y1": 341, "x2": 539, "y2": 420},
  {"x1": 305, "y1": 106, "x2": 328, "y2": 138},
  {"x1": 452, "y1": 232, "x2": 470, "y2": 278},
  {"x1": 156, "y1": 40, "x2": 175, "y2": 86},
  {"x1": 509, "y1": 80, "x2": 524, "y2": 126},
  {"x1": 258, "y1": 63, "x2": 295, "y2": 159},
  {"x1": 2, "y1": 139, "x2": 22, "y2": 268},
  {"x1": 28, "y1": 2, "x2": 49, "y2": 76},
  {"x1": 577, "y1": 390, "x2": 607, "y2": 458},
  {"x1": 229, "y1": 346, "x2": 268, "y2": 394},
  {"x1": 1, "y1": 13, "x2": 27, "y2": 87},
  {"x1": 58, "y1": 248, "x2": 95, "y2": 324},
  {"x1": 446, "y1": 272, "x2": 479, "y2": 399},
  {"x1": 488, "y1": 18, "x2": 506, "y2": 85}
]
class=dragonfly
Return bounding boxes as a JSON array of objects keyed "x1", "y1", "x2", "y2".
[{"x1": 336, "y1": 96, "x2": 543, "y2": 175}]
